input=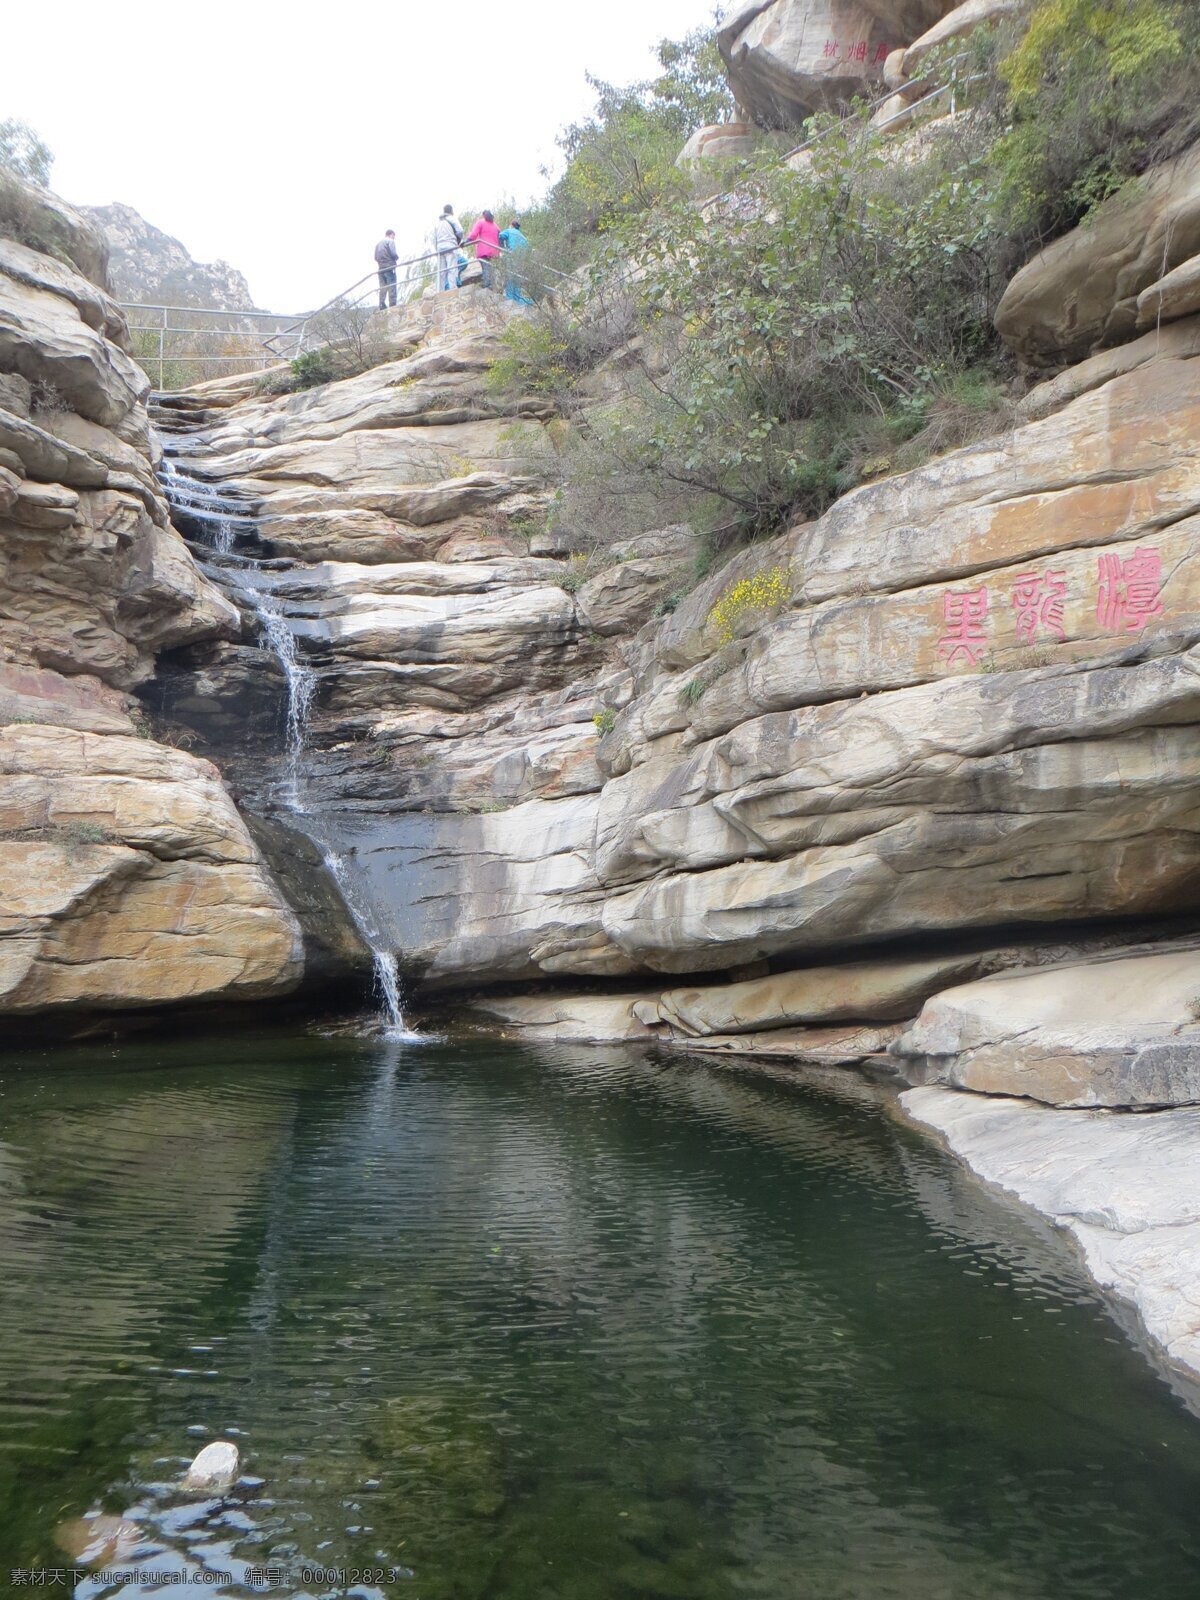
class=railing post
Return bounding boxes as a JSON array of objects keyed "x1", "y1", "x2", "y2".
[{"x1": 159, "y1": 307, "x2": 165, "y2": 391}]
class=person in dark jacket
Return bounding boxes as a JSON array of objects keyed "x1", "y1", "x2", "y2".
[{"x1": 375, "y1": 230, "x2": 399, "y2": 309}]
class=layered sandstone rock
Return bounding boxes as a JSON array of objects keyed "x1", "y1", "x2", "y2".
[
  {"x1": 477, "y1": 990, "x2": 903, "y2": 1062},
  {"x1": 0, "y1": 172, "x2": 110, "y2": 286},
  {"x1": 0, "y1": 183, "x2": 310, "y2": 1021},
  {"x1": 677, "y1": 122, "x2": 758, "y2": 166},
  {"x1": 895, "y1": 945, "x2": 1200, "y2": 1107},
  {"x1": 1137, "y1": 253, "x2": 1200, "y2": 330},
  {"x1": 150, "y1": 290, "x2": 587, "y2": 816},
  {"x1": 899, "y1": 0, "x2": 1020, "y2": 77},
  {"x1": 996, "y1": 142, "x2": 1200, "y2": 366},
  {"x1": 154, "y1": 289, "x2": 1200, "y2": 1023},
  {"x1": 717, "y1": 0, "x2": 960, "y2": 128},
  {"x1": 0, "y1": 722, "x2": 303, "y2": 1012}
]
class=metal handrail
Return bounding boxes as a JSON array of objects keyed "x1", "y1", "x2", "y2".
[
  {"x1": 120, "y1": 302, "x2": 292, "y2": 320},
  {"x1": 126, "y1": 60, "x2": 979, "y2": 391},
  {"x1": 259, "y1": 235, "x2": 566, "y2": 362}
]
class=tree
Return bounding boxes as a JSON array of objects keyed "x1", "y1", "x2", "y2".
[
  {"x1": 524, "y1": 18, "x2": 737, "y2": 259},
  {"x1": 0, "y1": 119, "x2": 52, "y2": 186},
  {"x1": 650, "y1": 23, "x2": 734, "y2": 131}
]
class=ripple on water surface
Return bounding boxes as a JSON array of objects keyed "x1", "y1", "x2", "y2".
[{"x1": 2, "y1": 1033, "x2": 1200, "y2": 1598}]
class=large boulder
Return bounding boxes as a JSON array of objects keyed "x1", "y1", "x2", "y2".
[
  {"x1": 0, "y1": 257, "x2": 147, "y2": 429},
  {"x1": 677, "y1": 122, "x2": 758, "y2": 166},
  {"x1": 0, "y1": 171, "x2": 110, "y2": 289},
  {"x1": 1136, "y1": 253, "x2": 1200, "y2": 330},
  {"x1": 634, "y1": 952, "x2": 982, "y2": 1035},
  {"x1": 0, "y1": 237, "x2": 129, "y2": 347},
  {"x1": 717, "y1": 1, "x2": 900, "y2": 127},
  {"x1": 476, "y1": 988, "x2": 902, "y2": 1061},
  {"x1": 0, "y1": 721, "x2": 304, "y2": 1014},
  {"x1": 900, "y1": 0, "x2": 1022, "y2": 78},
  {"x1": 895, "y1": 946, "x2": 1200, "y2": 1107},
  {"x1": 1, "y1": 473, "x2": 239, "y2": 689},
  {"x1": 996, "y1": 143, "x2": 1200, "y2": 367}
]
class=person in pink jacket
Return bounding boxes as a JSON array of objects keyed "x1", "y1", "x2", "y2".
[{"x1": 465, "y1": 210, "x2": 502, "y2": 289}]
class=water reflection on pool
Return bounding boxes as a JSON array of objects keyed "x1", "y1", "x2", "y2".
[{"x1": 2, "y1": 1032, "x2": 1200, "y2": 1598}]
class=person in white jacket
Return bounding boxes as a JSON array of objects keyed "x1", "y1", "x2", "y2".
[{"x1": 433, "y1": 205, "x2": 463, "y2": 292}]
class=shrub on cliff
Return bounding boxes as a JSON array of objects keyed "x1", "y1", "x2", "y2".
[
  {"x1": 494, "y1": 2, "x2": 1199, "y2": 552},
  {"x1": 505, "y1": 105, "x2": 1013, "y2": 544},
  {"x1": 991, "y1": 0, "x2": 1200, "y2": 235},
  {"x1": 0, "y1": 119, "x2": 63, "y2": 260}
]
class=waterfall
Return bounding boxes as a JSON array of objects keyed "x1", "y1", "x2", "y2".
[
  {"x1": 243, "y1": 587, "x2": 316, "y2": 812},
  {"x1": 156, "y1": 439, "x2": 422, "y2": 1041},
  {"x1": 160, "y1": 459, "x2": 252, "y2": 556},
  {"x1": 372, "y1": 950, "x2": 417, "y2": 1040},
  {"x1": 319, "y1": 845, "x2": 423, "y2": 1040},
  {"x1": 161, "y1": 470, "x2": 315, "y2": 809}
]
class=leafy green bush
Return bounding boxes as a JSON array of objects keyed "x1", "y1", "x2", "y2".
[
  {"x1": 593, "y1": 707, "x2": 617, "y2": 735},
  {"x1": 289, "y1": 348, "x2": 339, "y2": 390},
  {"x1": 0, "y1": 171, "x2": 64, "y2": 259},
  {"x1": 518, "y1": 23, "x2": 735, "y2": 270},
  {"x1": 515, "y1": 105, "x2": 1012, "y2": 543},
  {"x1": 494, "y1": 2, "x2": 1198, "y2": 555},
  {"x1": 554, "y1": 554, "x2": 592, "y2": 593},
  {"x1": 0, "y1": 119, "x2": 52, "y2": 186},
  {"x1": 992, "y1": 0, "x2": 1200, "y2": 233}
]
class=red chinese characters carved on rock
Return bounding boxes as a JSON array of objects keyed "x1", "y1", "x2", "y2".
[
  {"x1": 938, "y1": 586, "x2": 990, "y2": 666},
  {"x1": 1097, "y1": 547, "x2": 1164, "y2": 633},
  {"x1": 847, "y1": 39, "x2": 869, "y2": 62},
  {"x1": 1012, "y1": 570, "x2": 1068, "y2": 642},
  {"x1": 823, "y1": 38, "x2": 840, "y2": 57}
]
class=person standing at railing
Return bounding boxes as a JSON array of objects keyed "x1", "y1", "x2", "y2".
[
  {"x1": 498, "y1": 219, "x2": 533, "y2": 304},
  {"x1": 465, "y1": 210, "x2": 502, "y2": 290},
  {"x1": 433, "y1": 205, "x2": 463, "y2": 292},
  {"x1": 375, "y1": 230, "x2": 399, "y2": 309}
]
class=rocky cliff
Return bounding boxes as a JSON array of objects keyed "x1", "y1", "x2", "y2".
[
  {"x1": 0, "y1": 173, "x2": 310, "y2": 1029},
  {"x1": 6, "y1": 67, "x2": 1200, "y2": 1382},
  {"x1": 81, "y1": 201, "x2": 259, "y2": 311},
  {"x1": 124, "y1": 149, "x2": 1200, "y2": 1107},
  {"x1": 10, "y1": 122, "x2": 1200, "y2": 1086},
  {"x1": 127, "y1": 183, "x2": 1200, "y2": 1382}
]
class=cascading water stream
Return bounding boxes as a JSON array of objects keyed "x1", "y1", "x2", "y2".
[
  {"x1": 160, "y1": 458, "x2": 251, "y2": 555},
  {"x1": 239, "y1": 582, "x2": 316, "y2": 813},
  {"x1": 155, "y1": 436, "x2": 421, "y2": 1039},
  {"x1": 317, "y1": 844, "x2": 422, "y2": 1041}
]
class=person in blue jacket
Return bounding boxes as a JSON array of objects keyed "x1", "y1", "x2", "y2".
[{"x1": 498, "y1": 219, "x2": 533, "y2": 303}]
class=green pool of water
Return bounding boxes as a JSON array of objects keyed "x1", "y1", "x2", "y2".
[{"x1": 2, "y1": 1031, "x2": 1200, "y2": 1598}]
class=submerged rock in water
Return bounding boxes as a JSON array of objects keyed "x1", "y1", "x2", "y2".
[
  {"x1": 183, "y1": 1439, "x2": 240, "y2": 1491},
  {"x1": 57, "y1": 1512, "x2": 144, "y2": 1565}
]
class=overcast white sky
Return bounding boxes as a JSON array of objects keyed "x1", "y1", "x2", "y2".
[{"x1": 8, "y1": 0, "x2": 717, "y2": 311}]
